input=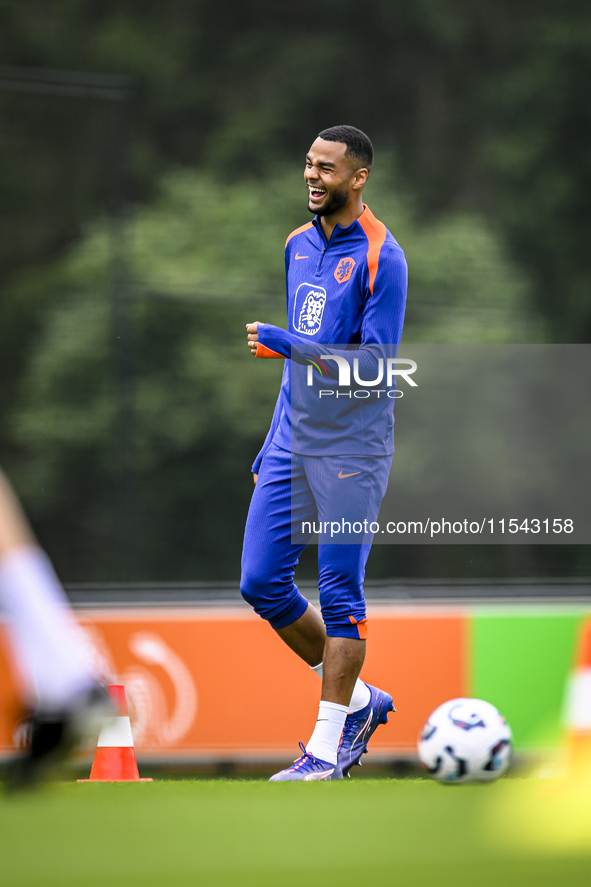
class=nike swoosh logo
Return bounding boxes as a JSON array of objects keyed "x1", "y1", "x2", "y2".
[
  {"x1": 295, "y1": 253, "x2": 309, "y2": 259},
  {"x1": 338, "y1": 471, "x2": 362, "y2": 479}
]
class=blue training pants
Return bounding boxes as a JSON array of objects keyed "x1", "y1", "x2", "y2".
[{"x1": 240, "y1": 442, "x2": 392, "y2": 639}]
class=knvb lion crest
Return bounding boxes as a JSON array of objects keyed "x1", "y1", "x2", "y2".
[
  {"x1": 334, "y1": 257, "x2": 356, "y2": 284},
  {"x1": 293, "y1": 282, "x2": 327, "y2": 335}
]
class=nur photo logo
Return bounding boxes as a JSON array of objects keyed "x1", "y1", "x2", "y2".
[{"x1": 302, "y1": 353, "x2": 418, "y2": 399}]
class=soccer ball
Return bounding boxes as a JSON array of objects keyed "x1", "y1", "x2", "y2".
[{"x1": 418, "y1": 698, "x2": 512, "y2": 784}]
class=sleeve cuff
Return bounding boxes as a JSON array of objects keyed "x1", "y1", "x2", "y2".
[{"x1": 255, "y1": 342, "x2": 284, "y2": 359}]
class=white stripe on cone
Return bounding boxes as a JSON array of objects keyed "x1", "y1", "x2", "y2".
[
  {"x1": 97, "y1": 715, "x2": 135, "y2": 748},
  {"x1": 565, "y1": 668, "x2": 591, "y2": 730}
]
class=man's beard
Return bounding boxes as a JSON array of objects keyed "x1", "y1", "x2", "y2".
[{"x1": 307, "y1": 184, "x2": 349, "y2": 217}]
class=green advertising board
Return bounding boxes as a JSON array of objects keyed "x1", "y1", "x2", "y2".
[{"x1": 471, "y1": 608, "x2": 588, "y2": 750}]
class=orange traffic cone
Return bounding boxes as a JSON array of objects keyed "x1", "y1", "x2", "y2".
[
  {"x1": 78, "y1": 683, "x2": 152, "y2": 783},
  {"x1": 564, "y1": 619, "x2": 591, "y2": 778}
]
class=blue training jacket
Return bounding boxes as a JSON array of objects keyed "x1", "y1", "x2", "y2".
[{"x1": 253, "y1": 205, "x2": 407, "y2": 471}]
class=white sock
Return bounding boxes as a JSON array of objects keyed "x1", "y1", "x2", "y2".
[
  {"x1": 0, "y1": 546, "x2": 98, "y2": 711},
  {"x1": 310, "y1": 663, "x2": 371, "y2": 714},
  {"x1": 306, "y1": 700, "x2": 348, "y2": 765},
  {"x1": 349, "y1": 680, "x2": 371, "y2": 712}
]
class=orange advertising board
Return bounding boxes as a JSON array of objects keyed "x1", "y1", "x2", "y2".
[{"x1": 0, "y1": 607, "x2": 467, "y2": 758}]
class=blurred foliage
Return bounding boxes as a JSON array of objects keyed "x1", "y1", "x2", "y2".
[
  {"x1": 7, "y1": 166, "x2": 540, "y2": 579},
  {"x1": 2, "y1": 0, "x2": 591, "y2": 336}
]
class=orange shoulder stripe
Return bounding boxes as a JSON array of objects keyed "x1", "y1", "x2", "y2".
[
  {"x1": 357, "y1": 205, "x2": 387, "y2": 294},
  {"x1": 285, "y1": 221, "x2": 314, "y2": 248},
  {"x1": 256, "y1": 342, "x2": 284, "y2": 359}
]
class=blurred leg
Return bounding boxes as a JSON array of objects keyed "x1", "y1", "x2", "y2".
[{"x1": 0, "y1": 469, "x2": 98, "y2": 711}]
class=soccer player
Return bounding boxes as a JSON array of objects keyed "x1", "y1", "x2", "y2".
[
  {"x1": 0, "y1": 468, "x2": 110, "y2": 786},
  {"x1": 241, "y1": 126, "x2": 408, "y2": 780}
]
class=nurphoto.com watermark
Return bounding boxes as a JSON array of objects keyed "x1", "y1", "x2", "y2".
[{"x1": 301, "y1": 516, "x2": 575, "y2": 539}]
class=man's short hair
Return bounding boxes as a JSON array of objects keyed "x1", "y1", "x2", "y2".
[{"x1": 317, "y1": 125, "x2": 374, "y2": 170}]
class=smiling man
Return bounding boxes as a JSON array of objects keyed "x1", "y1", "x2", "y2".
[{"x1": 241, "y1": 126, "x2": 408, "y2": 780}]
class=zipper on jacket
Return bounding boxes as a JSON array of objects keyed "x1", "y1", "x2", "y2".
[{"x1": 315, "y1": 246, "x2": 327, "y2": 276}]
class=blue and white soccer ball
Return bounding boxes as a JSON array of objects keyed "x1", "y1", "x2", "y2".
[{"x1": 418, "y1": 698, "x2": 512, "y2": 784}]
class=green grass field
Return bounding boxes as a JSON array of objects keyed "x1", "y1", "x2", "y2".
[{"x1": 1, "y1": 776, "x2": 590, "y2": 886}]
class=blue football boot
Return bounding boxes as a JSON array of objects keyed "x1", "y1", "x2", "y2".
[
  {"x1": 269, "y1": 742, "x2": 343, "y2": 781},
  {"x1": 338, "y1": 684, "x2": 395, "y2": 777}
]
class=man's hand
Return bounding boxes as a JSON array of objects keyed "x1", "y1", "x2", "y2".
[
  {"x1": 246, "y1": 321, "x2": 264, "y2": 355},
  {"x1": 253, "y1": 473, "x2": 258, "y2": 485}
]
